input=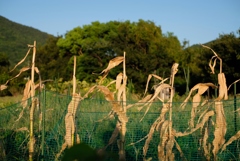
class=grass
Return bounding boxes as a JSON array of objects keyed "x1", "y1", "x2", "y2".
[
  {"x1": 0, "y1": 90, "x2": 239, "y2": 161},
  {"x1": 0, "y1": 94, "x2": 22, "y2": 108}
]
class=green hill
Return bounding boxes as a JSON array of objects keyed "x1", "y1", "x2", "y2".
[{"x1": 0, "y1": 15, "x2": 52, "y2": 67}]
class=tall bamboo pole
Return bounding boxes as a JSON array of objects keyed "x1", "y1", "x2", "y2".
[
  {"x1": 123, "y1": 51, "x2": 127, "y2": 113},
  {"x1": 72, "y1": 55, "x2": 77, "y2": 145},
  {"x1": 73, "y1": 56, "x2": 76, "y2": 95},
  {"x1": 119, "y1": 51, "x2": 127, "y2": 161},
  {"x1": 29, "y1": 41, "x2": 36, "y2": 161}
]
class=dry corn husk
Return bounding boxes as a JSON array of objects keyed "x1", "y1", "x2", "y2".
[
  {"x1": 100, "y1": 57, "x2": 124, "y2": 75},
  {"x1": 116, "y1": 73, "x2": 123, "y2": 90},
  {"x1": 57, "y1": 94, "x2": 82, "y2": 159},
  {"x1": 212, "y1": 101, "x2": 226, "y2": 159},
  {"x1": 0, "y1": 85, "x2": 7, "y2": 91},
  {"x1": 215, "y1": 73, "x2": 228, "y2": 101},
  {"x1": 157, "y1": 120, "x2": 170, "y2": 160},
  {"x1": 21, "y1": 79, "x2": 32, "y2": 108},
  {"x1": 98, "y1": 56, "x2": 124, "y2": 84}
]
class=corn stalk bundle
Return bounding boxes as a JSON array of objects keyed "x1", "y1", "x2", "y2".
[
  {"x1": 10, "y1": 42, "x2": 39, "y2": 161},
  {"x1": 217, "y1": 78, "x2": 240, "y2": 154},
  {"x1": 56, "y1": 84, "x2": 97, "y2": 160},
  {"x1": 212, "y1": 101, "x2": 226, "y2": 158},
  {"x1": 130, "y1": 63, "x2": 182, "y2": 161},
  {"x1": 176, "y1": 45, "x2": 228, "y2": 160},
  {"x1": 1, "y1": 42, "x2": 40, "y2": 161},
  {"x1": 95, "y1": 54, "x2": 128, "y2": 161},
  {"x1": 202, "y1": 45, "x2": 228, "y2": 160},
  {"x1": 56, "y1": 94, "x2": 82, "y2": 159},
  {"x1": 97, "y1": 85, "x2": 128, "y2": 161}
]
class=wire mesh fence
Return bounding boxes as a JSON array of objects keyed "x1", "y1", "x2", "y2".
[{"x1": 0, "y1": 89, "x2": 239, "y2": 161}]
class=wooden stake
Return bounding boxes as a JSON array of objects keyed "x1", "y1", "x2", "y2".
[
  {"x1": 73, "y1": 55, "x2": 76, "y2": 94},
  {"x1": 123, "y1": 51, "x2": 127, "y2": 113},
  {"x1": 29, "y1": 41, "x2": 36, "y2": 161}
]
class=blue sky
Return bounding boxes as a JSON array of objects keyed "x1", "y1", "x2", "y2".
[{"x1": 1, "y1": 0, "x2": 239, "y2": 45}]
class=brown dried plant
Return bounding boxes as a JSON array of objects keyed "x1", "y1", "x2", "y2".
[
  {"x1": 57, "y1": 55, "x2": 89, "y2": 159},
  {"x1": 219, "y1": 78, "x2": 240, "y2": 155},
  {"x1": 96, "y1": 53, "x2": 127, "y2": 161},
  {"x1": 0, "y1": 42, "x2": 41, "y2": 161},
  {"x1": 4, "y1": 41, "x2": 40, "y2": 161},
  {"x1": 56, "y1": 93, "x2": 82, "y2": 159},
  {"x1": 128, "y1": 63, "x2": 182, "y2": 161},
  {"x1": 177, "y1": 45, "x2": 228, "y2": 160},
  {"x1": 202, "y1": 44, "x2": 228, "y2": 160},
  {"x1": 56, "y1": 84, "x2": 97, "y2": 160}
]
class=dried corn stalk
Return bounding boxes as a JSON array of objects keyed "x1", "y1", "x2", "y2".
[
  {"x1": 96, "y1": 53, "x2": 127, "y2": 161},
  {"x1": 202, "y1": 45, "x2": 227, "y2": 160},
  {"x1": 57, "y1": 54, "x2": 82, "y2": 159},
  {"x1": 97, "y1": 85, "x2": 128, "y2": 161},
  {"x1": 138, "y1": 63, "x2": 182, "y2": 161},
  {"x1": 2, "y1": 42, "x2": 38, "y2": 161},
  {"x1": 56, "y1": 94, "x2": 82, "y2": 159}
]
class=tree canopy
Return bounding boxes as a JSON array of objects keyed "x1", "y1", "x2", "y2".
[
  {"x1": 57, "y1": 20, "x2": 183, "y2": 92},
  {"x1": 3, "y1": 16, "x2": 239, "y2": 96}
]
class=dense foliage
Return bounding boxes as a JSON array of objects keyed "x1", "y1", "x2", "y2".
[
  {"x1": 1, "y1": 16, "x2": 240, "y2": 95},
  {"x1": 56, "y1": 20, "x2": 182, "y2": 93}
]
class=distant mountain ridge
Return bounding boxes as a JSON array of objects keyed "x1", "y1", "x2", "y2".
[{"x1": 0, "y1": 15, "x2": 52, "y2": 67}]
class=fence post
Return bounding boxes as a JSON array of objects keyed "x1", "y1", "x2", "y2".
[
  {"x1": 41, "y1": 86, "x2": 46, "y2": 161},
  {"x1": 234, "y1": 83, "x2": 237, "y2": 132}
]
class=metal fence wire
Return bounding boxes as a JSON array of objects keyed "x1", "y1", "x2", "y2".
[{"x1": 0, "y1": 89, "x2": 239, "y2": 161}]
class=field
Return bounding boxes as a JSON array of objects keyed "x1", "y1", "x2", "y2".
[{"x1": 0, "y1": 90, "x2": 239, "y2": 161}]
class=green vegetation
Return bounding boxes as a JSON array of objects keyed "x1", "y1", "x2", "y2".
[
  {"x1": 37, "y1": 21, "x2": 240, "y2": 96},
  {"x1": 1, "y1": 16, "x2": 240, "y2": 97},
  {"x1": 0, "y1": 16, "x2": 51, "y2": 67},
  {"x1": 0, "y1": 91, "x2": 239, "y2": 161}
]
